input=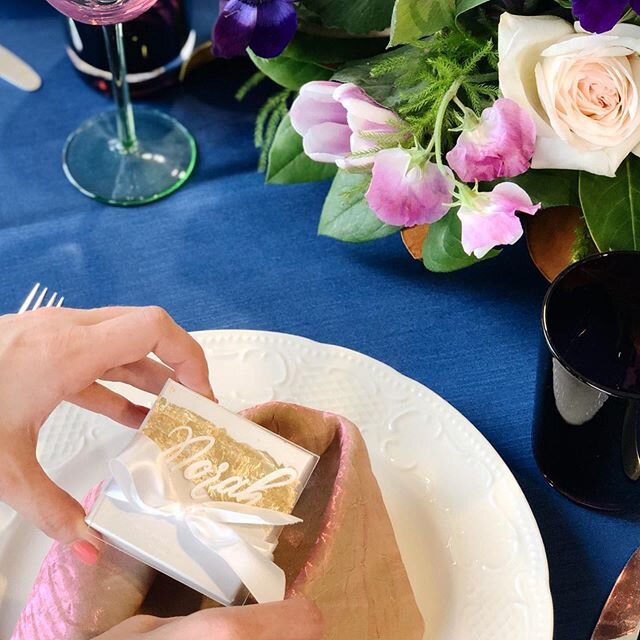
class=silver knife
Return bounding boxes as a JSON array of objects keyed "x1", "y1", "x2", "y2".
[
  {"x1": 592, "y1": 548, "x2": 640, "y2": 640},
  {"x1": 0, "y1": 44, "x2": 41, "y2": 92}
]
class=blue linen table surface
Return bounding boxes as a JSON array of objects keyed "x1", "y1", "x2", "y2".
[{"x1": 1, "y1": 2, "x2": 638, "y2": 638}]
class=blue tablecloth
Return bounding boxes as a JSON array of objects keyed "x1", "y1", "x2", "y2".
[{"x1": 1, "y1": 3, "x2": 638, "y2": 638}]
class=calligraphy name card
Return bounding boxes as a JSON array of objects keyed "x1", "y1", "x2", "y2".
[{"x1": 86, "y1": 381, "x2": 319, "y2": 606}]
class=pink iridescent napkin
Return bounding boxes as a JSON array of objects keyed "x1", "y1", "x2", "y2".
[{"x1": 12, "y1": 402, "x2": 424, "y2": 640}]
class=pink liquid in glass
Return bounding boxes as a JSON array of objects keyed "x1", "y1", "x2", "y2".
[{"x1": 46, "y1": 0, "x2": 158, "y2": 25}]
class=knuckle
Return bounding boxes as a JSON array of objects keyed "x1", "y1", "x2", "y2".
[
  {"x1": 125, "y1": 615, "x2": 161, "y2": 632},
  {"x1": 184, "y1": 611, "x2": 242, "y2": 640},
  {"x1": 37, "y1": 506, "x2": 74, "y2": 541},
  {"x1": 142, "y1": 305, "x2": 170, "y2": 328}
]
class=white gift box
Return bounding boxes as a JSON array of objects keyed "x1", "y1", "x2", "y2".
[{"x1": 86, "y1": 380, "x2": 319, "y2": 606}]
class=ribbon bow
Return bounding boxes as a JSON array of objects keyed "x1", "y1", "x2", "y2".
[{"x1": 105, "y1": 436, "x2": 301, "y2": 603}]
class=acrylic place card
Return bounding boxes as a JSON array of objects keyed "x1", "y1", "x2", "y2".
[{"x1": 86, "y1": 380, "x2": 319, "y2": 606}]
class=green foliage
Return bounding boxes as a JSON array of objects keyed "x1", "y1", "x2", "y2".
[
  {"x1": 302, "y1": 0, "x2": 396, "y2": 34},
  {"x1": 248, "y1": 50, "x2": 332, "y2": 91},
  {"x1": 254, "y1": 89, "x2": 293, "y2": 172},
  {"x1": 336, "y1": 31, "x2": 498, "y2": 147},
  {"x1": 390, "y1": 0, "x2": 455, "y2": 45},
  {"x1": 235, "y1": 71, "x2": 266, "y2": 102},
  {"x1": 423, "y1": 208, "x2": 499, "y2": 272},
  {"x1": 284, "y1": 31, "x2": 389, "y2": 64},
  {"x1": 570, "y1": 221, "x2": 596, "y2": 263},
  {"x1": 456, "y1": 0, "x2": 490, "y2": 15},
  {"x1": 267, "y1": 115, "x2": 338, "y2": 184},
  {"x1": 509, "y1": 170, "x2": 579, "y2": 209},
  {"x1": 579, "y1": 156, "x2": 640, "y2": 251},
  {"x1": 318, "y1": 171, "x2": 400, "y2": 242}
]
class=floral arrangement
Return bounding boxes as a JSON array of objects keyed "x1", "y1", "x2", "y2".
[{"x1": 212, "y1": 0, "x2": 640, "y2": 273}]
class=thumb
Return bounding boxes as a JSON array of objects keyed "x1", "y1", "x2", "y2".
[
  {"x1": 0, "y1": 454, "x2": 99, "y2": 559},
  {"x1": 148, "y1": 598, "x2": 324, "y2": 640}
]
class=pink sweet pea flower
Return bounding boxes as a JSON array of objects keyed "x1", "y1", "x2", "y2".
[
  {"x1": 446, "y1": 99, "x2": 536, "y2": 182},
  {"x1": 332, "y1": 83, "x2": 407, "y2": 169},
  {"x1": 290, "y1": 81, "x2": 407, "y2": 167},
  {"x1": 289, "y1": 80, "x2": 352, "y2": 163},
  {"x1": 457, "y1": 182, "x2": 541, "y2": 258},
  {"x1": 365, "y1": 148, "x2": 455, "y2": 227}
]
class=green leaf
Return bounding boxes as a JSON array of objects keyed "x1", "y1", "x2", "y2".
[
  {"x1": 284, "y1": 31, "x2": 389, "y2": 64},
  {"x1": 318, "y1": 171, "x2": 400, "y2": 242},
  {"x1": 579, "y1": 156, "x2": 640, "y2": 251},
  {"x1": 248, "y1": 50, "x2": 332, "y2": 91},
  {"x1": 455, "y1": 0, "x2": 490, "y2": 16},
  {"x1": 302, "y1": 0, "x2": 396, "y2": 34},
  {"x1": 390, "y1": 0, "x2": 455, "y2": 45},
  {"x1": 332, "y1": 45, "x2": 425, "y2": 109},
  {"x1": 266, "y1": 115, "x2": 337, "y2": 184},
  {"x1": 509, "y1": 170, "x2": 580, "y2": 209},
  {"x1": 423, "y1": 208, "x2": 499, "y2": 272}
]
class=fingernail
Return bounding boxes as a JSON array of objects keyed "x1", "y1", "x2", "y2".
[{"x1": 71, "y1": 540, "x2": 100, "y2": 565}]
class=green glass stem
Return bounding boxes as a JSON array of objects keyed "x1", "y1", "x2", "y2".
[{"x1": 102, "y1": 23, "x2": 137, "y2": 151}]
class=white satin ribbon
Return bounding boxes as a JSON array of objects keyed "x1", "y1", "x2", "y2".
[{"x1": 105, "y1": 435, "x2": 301, "y2": 603}]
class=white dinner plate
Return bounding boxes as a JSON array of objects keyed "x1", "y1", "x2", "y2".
[{"x1": 0, "y1": 330, "x2": 553, "y2": 639}]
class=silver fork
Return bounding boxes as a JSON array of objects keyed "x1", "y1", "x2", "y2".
[{"x1": 18, "y1": 283, "x2": 64, "y2": 314}]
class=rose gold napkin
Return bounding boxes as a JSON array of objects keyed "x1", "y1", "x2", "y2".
[
  {"x1": 10, "y1": 484, "x2": 154, "y2": 640},
  {"x1": 12, "y1": 403, "x2": 424, "y2": 640},
  {"x1": 243, "y1": 403, "x2": 424, "y2": 640}
]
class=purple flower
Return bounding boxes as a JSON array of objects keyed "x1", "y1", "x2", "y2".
[
  {"x1": 456, "y1": 183, "x2": 541, "y2": 258},
  {"x1": 573, "y1": 0, "x2": 640, "y2": 33},
  {"x1": 365, "y1": 148, "x2": 454, "y2": 227},
  {"x1": 446, "y1": 98, "x2": 536, "y2": 183},
  {"x1": 290, "y1": 81, "x2": 408, "y2": 167},
  {"x1": 213, "y1": 0, "x2": 297, "y2": 59}
]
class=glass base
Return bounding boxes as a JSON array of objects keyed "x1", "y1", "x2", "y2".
[{"x1": 63, "y1": 107, "x2": 196, "y2": 206}]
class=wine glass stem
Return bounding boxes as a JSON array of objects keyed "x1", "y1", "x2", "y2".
[{"x1": 102, "y1": 23, "x2": 137, "y2": 151}]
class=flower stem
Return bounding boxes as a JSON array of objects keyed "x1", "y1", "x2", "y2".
[{"x1": 432, "y1": 77, "x2": 464, "y2": 173}]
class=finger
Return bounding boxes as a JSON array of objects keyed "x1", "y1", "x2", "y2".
[
  {"x1": 69, "y1": 382, "x2": 148, "y2": 428},
  {"x1": 93, "y1": 615, "x2": 181, "y2": 639},
  {"x1": 149, "y1": 598, "x2": 324, "y2": 640},
  {"x1": 29, "y1": 306, "x2": 138, "y2": 325},
  {"x1": 0, "y1": 452, "x2": 95, "y2": 549},
  {"x1": 75, "y1": 307, "x2": 214, "y2": 400},
  {"x1": 101, "y1": 357, "x2": 176, "y2": 395}
]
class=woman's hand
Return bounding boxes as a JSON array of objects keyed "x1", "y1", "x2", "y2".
[
  {"x1": 0, "y1": 306, "x2": 214, "y2": 559},
  {"x1": 94, "y1": 599, "x2": 324, "y2": 640}
]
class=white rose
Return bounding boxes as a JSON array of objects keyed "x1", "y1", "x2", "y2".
[{"x1": 499, "y1": 13, "x2": 640, "y2": 177}]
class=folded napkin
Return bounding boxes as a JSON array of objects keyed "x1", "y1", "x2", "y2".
[
  {"x1": 11, "y1": 483, "x2": 155, "y2": 640},
  {"x1": 12, "y1": 403, "x2": 424, "y2": 640},
  {"x1": 245, "y1": 403, "x2": 425, "y2": 640}
]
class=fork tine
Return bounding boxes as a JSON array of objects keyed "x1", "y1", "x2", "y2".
[
  {"x1": 56, "y1": 296, "x2": 64, "y2": 308},
  {"x1": 18, "y1": 283, "x2": 40, "y2": 314},
  {"x1": 32, "y1": 286, "x2": 48, "y2": 311},
  {"x1": 45, "y1": 292, "x2": 58, "y2": 308}
]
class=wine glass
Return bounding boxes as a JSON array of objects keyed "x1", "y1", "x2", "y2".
[{"x1": 45, "y1": 0, "x2": 196, "y2": 205}]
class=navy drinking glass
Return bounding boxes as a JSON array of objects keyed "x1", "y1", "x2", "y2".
[{"x1": 533, "y1": 251, "x2": 640, "y2": 510}]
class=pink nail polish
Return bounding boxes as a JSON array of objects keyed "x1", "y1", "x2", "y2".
[{"x1": 71, "y1": 541, "x2": 100, "y2": 565}]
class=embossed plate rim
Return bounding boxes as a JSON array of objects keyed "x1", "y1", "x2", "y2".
[{"x1": 193, "y1": 329, "x2": 553, "y2": 639}]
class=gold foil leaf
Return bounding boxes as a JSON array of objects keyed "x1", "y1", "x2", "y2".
[{"x1": 142, "y1": 398, "x2": 298, "y2": 513}]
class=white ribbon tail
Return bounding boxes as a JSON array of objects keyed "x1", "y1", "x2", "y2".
[{"x1": 186, "y1": 515, "x2": 286, "y2": 603}]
